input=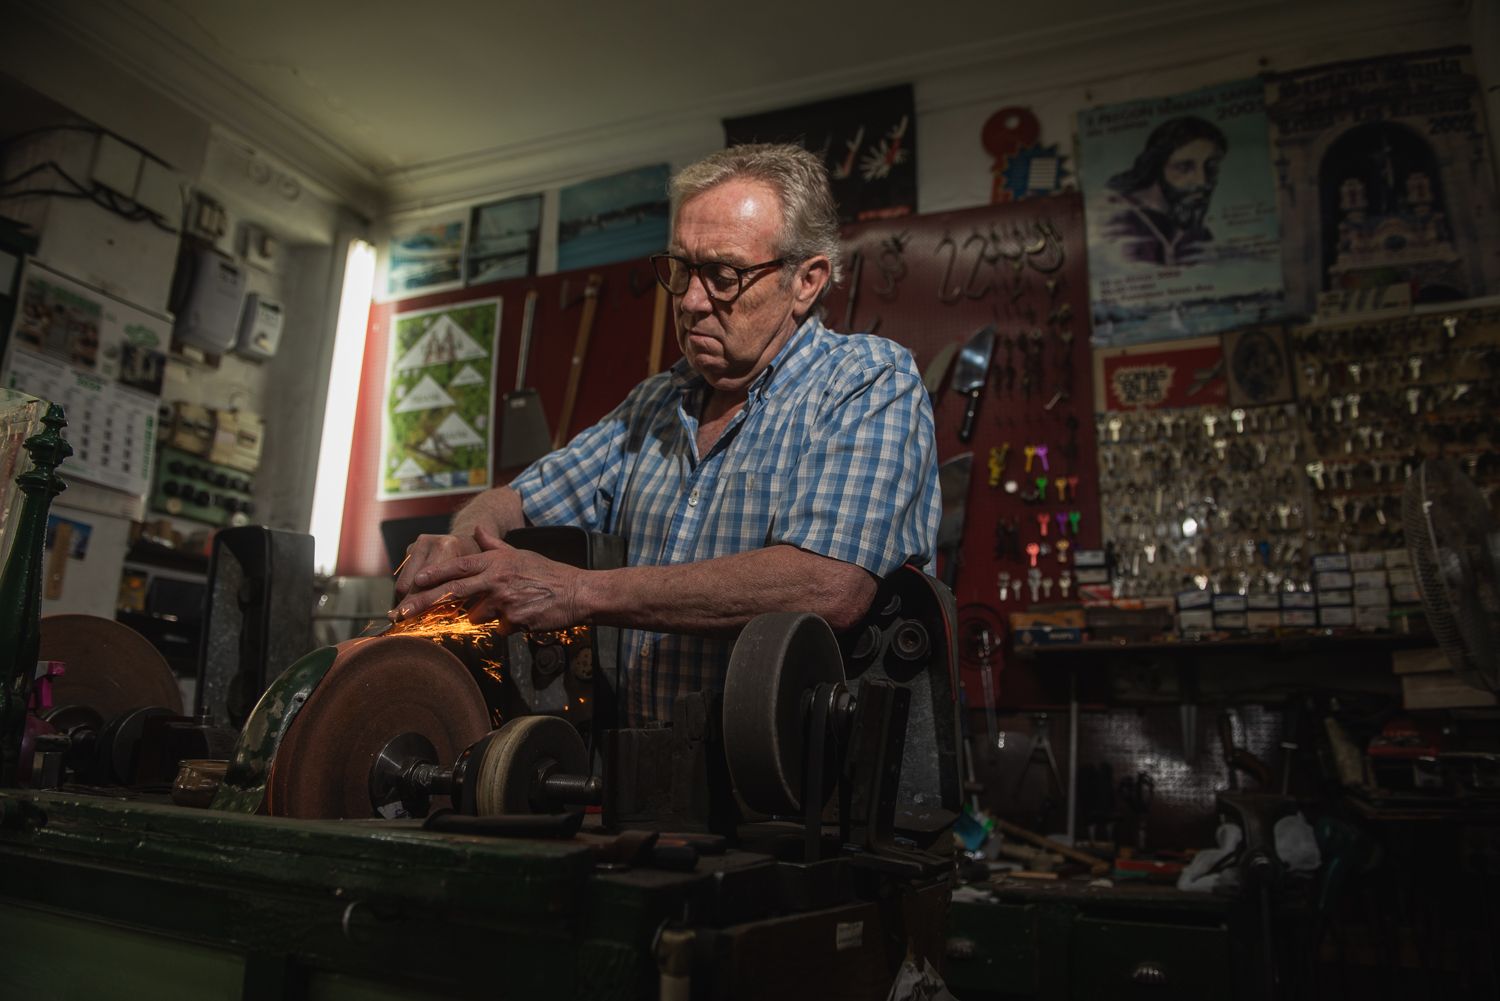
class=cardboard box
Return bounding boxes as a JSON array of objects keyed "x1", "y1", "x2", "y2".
[
  {"x1": 1354, "y1": 605, "x2": 1391, "y2": 630},
  {"x1": 1353, "y1": 570, "x2": 1388, "y2": 590},
  {"x1": 1319, "y1": 606, "x2": 1355, "y2": 627},
  {"x1": 1387, "y1": 568, "x2": 1415, "y2": 587},
  {"x1": 1281, "y1": 610, "x2": 1318, "y2": 627},
  {"x1": 1313, "y1": 553, "x2": 1351, "y2": 572},
  {"x1": 1315, "y1": 571, "x2": 1354, "y2": 591},
  {"x1": 1212, "y1": 594, "x2": 1248, "y2": 612},
  {"x1": 1318, "y1": 590, "x2": 1353, "y2": 607},
  {"x1": 1177, "y1": 589, "x2": 1212, "y2": 610},
  {"x1": 1349, "y1": 552, "x2": 1385, "y2": 571},
  {"x1": 1177, "y1": 609, "x2": 1215, "y2": 632},
  {"x1": 1247, "y1": 593, "x2": 1281, "y2": 610},
  {"x1": 1354, "y1": 588, "x2": 1391, "y2": 607},
  {"x1": 1281, "y1": 592, "x2": 1317, "y2": 609},
  {"x1": 1073, "y1": 548, "x2": 1108, "y2": 568},
  {"x1": 1009, "y1": 609, "x2": 1086, "y2": 630},
  {"x1": 1392, "y1": 583, "x2": 1422, "y2": 604},
  {"x1": 1247, "y1": 610, "x2": 1282, "y2": 631},
  {"x1": 1074, "y1": 567, "x2": 1110, "y2": 585},
  {"x1": 1214, "y1": 612, "x2": 1249, "y2": 630},
  {"x1": 1384, "y1": 548, "x2": 1412, "y2": 569}
]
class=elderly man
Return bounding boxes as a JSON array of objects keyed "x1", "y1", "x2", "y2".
[{"x1": 393, "y1": 143, "x2": 939, "y2": 723}]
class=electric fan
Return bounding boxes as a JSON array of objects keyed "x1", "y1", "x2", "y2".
[{"x1": 1400, "y1": 458, "x2": 1500, "y2": 692}]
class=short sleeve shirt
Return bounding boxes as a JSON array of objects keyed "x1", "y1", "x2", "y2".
[{"x1": 510, "y1": 316, "x2": 940, "y2": 723}]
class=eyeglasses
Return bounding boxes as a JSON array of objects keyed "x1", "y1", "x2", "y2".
[{"x1": 650, "y1": 254, "x2": 786, "y2": 304}]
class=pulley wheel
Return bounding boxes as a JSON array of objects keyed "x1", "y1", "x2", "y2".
[
  {"x1": 473, "y1": 715, "x2": 588, "y2": 815},
  {"x1": 265, "y1": 635, "x2": 490, "y2": 818},
  {"x1": 39, "y1": 614, "x2": 182, "y2": 718},
  {"x1": 722, "y1": 612, "x2": 845, "y2": 816}
]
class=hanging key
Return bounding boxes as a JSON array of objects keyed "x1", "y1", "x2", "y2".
[
  {"x1": 1347, "y1": 361, "x2": 1362, "y2": 386},
  {"x1": 1213, "y1": 438, "x2": 1228, "y2": 461},
  {"x1": 1332, "y1": 496, "x2": 1349, "y2": 523},
  {"x1": 1275, "y1": 502, "x2": 1292, "y2": 529},
  {"x1": 1330, "y1": 397, "x2": 1344, "y2": 422},
  {"x1": 1143, "y1": 541, "x2": 1157, "y2": 564},
  {"x1": 1067, "y1": 476, "x2": 1079, "y2": 501},
  {"x1": 1408, "y1": 355, "x2": 1423, "y2": 380},
  {"x1": 1041, "y1": 577, "x2": 1054, "y2": 599},
  {"x1": 1406, "y1": 387, "x2": 1422, "y2": 415},
  {"x1": 1025, "y1": 542, "x2": 1041, "y2": 567},
  {"x1": 1036, "y1": 513, "x2": 1050, "y2": 537},
  {"x1": 1203, "y1": 413, "x2": 1218, "y2": 438},
  {"x1": 988, "y1": 448, "x2": 1004, "y2": 487},
  {"x1": 1230, "y1": 408, "x2": 1247, "y2": 433},
  {"x1": 1024, "y1": 445, "x2": 1037, "y2": 472},
  {"x1": 997, "y1": 571, "x2": 1012, "y2": 602},
  {"x1": 1027, "y1": 569, "x2": 1042, "y2": 602},
  {"x1": 1055, "y1": 512, "x2": 1069, "y2": 536},
  {"x1": 1035, "y1": 444, "x2": 1050, "y2": 471},
  {"x1": 1345, "y1": 393, "x2": 1361, "y2": 420},
  {"x1": 1253, "y1": 441, "x2": 1269, "y2": 466},
  {"x1": 1056, "y1": 539, "x2": 1070, "y2": 563},
  {"x1": 1055, "y1": 478, "x2": 1068, "y2": 502},
  {"x1": 1356, "y1": 426, "x2": 1372, "y2": 450},
  {"x1": 1107, "y1": 416, "x2": 1122, "y2": 443},
  {"x1": 1306, "y1": 461, "x2": 1326, "y2": 490},
  {"x1": 1068, "y1": 510, "x2": 1081, "y2": 534},
  {"x1": 1059, "y1": 572, "x2": 1073, "y2": 597},
  {"x1": 1036, "y1": 476, "x2": 1050, "y2": 500}
]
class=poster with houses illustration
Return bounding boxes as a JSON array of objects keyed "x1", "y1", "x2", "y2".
[{"x1": 379, "y1": 298, "x2": 500, "y2": 499}]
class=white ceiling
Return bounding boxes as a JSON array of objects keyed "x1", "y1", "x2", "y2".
[
  {"x1": 12, "y1": 0, "x2": 1469, "y2": 214},
  {"x1": 20, "y1": 0, "x2": 1266, "y2": 204}
]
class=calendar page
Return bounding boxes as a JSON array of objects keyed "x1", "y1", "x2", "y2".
[{"x1": 2, "y1": 260, "x2": 169, "y2": 499}]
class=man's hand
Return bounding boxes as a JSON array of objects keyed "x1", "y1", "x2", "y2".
[
  {"x1": 391, "y1": 527, "x2": 585, "y2": 631},
  {"x1": 392, "y1": 532, "x2": 480, "y2": 603}
]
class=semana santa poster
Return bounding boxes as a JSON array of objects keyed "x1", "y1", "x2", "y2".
[
  {"x1": 1266, "y1": 47, "x2": 1500, "y2": 313},
  {"x1": 1079, "y1": 79, "x2": 1285, "y2": 347}
]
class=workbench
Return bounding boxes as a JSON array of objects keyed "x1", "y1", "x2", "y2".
[{"x1": 0, "y1": 789, "x2": 929, "y2": 1000}]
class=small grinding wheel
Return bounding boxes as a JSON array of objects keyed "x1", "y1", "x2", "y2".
[
  {"x1": 473, "y1": 715, "x2": 588, "y2": 815},
  {"x1": 39, "y1": 614, "x2": 183, "y2": 718},
  {"x1": 265, "y1": 635, "x2": 490, "y2": 819},
  {"x1": 722, "y1": 612, "x2": 846, "y2": 816}
]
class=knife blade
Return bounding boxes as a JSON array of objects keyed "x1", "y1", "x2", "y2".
[
  {"x1": 951, "y1": 325, "x2": 996, "y2": 443},
  {"x1": 936, "y1": 452, "x2": 973, "y2": 589}
]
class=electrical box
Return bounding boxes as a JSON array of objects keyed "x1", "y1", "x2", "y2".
[
  {"x1": 210, "y1": 409, "x2": 264, "y2": 474},
  {"x1": 235, "y1": 293, "x2": 284, "y2": 360},
  {"x1": 164, "y1": 402, "x2": 216, "y2": 457},
  {"x1": 172, "y1": 247, "x2": 245, "y2": 354}
]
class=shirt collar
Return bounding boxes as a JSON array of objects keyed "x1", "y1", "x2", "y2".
[{"x1": 667, "y1": 315, "x2": 825, "y2": 404}]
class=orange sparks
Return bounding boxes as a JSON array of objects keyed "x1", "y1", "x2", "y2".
[{"x1": 388, "y1": 594, "x2": 503, "y2": 646}]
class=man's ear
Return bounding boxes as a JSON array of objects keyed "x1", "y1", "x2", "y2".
[{"x1": 792, "y1": 255, "x2": 831, "y2": 315}]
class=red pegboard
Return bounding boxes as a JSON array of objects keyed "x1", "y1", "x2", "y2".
[{"x1": 826, "y1": 193, "x2": 1101, "y2": 707}]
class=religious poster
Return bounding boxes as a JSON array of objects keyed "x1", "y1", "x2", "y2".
[
  {"x1": 1079, "y1": 79, "x2": 1285, "y2": 347},
  {"x1": 378, "y1": 298, "x2": 500, "y2": 499},
  {"x1": 724, "y1": 84, "x2": 916, "y2": 224},
  {"x1": 557, "y1": 165, "x2": 670, "y2": 271},
  {"x1": 1266, "y1": 47, "x2": 1500, "y2": 314}
]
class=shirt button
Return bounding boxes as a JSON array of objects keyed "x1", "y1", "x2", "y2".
[{"x1": 687, "y1": 488, "x2": 699, "y2": 507}]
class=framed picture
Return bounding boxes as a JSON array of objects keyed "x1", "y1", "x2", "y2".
[
  {"x1": 466, "y1": 194, "x2": 542, "y2": 285},
  {"x1": 384, "y1": 215, "x2": 467, "y2": 300},
  {"x1": 1222, "y1": 324, "x2": 1295, "y2": 407},
  {"x1": 557, "y1": 164, "x2": 669, "y2": 271}
]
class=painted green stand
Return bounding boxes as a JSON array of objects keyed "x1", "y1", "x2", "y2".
[{"x1": 0, "y1": 404, "x2": 71, "y2": 788}]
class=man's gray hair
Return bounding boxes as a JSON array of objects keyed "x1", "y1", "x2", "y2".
[{"x1": 670, "y1": 143, "x2": 844, "y2": 289}]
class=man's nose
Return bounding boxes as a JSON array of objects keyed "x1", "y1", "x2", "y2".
[{"x1": 679, "y1": 271, "x2": 714, "y2": 313}]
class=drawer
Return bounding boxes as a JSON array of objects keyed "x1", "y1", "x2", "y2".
[
  {"x1": 1069, "y1": 915, "x2": 1231, "y2": 1000},
  {"x1": 944, "y1": 900, "x2": 1037, "y2": 996}
]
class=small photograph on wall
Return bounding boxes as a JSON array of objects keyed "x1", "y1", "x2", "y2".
[
  {"x1": 466, "y1": 194, "x2": 542, "y2": 284},
  {"x1": 1266, "y1": 47, "x2": 1500, "y2": 314},
  {"x1": 557, "y1": 165, "x2": 670, "y2": 271},
  {"x1": 724, "y1": 84, "x2": 916, "y2": 224},
  {"x1": 1079, "y1": 79, "x2": 1285, "y2": 347},
  {"x1": 378, "y1": 298, "x2": 500, "y2": 499},
  {"x1": 1222, "y1": 324, "x2": 1295, "y2": 407},
  {"x1": 385, "y1": 216, "x2": 467, "y2": 300}
]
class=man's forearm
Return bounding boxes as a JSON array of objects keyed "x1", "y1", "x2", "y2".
[
  {"x1": 451, "y1": 486, "x2": 527, "y2": 540},
  {"x1": 575, "y1": 544, "x2": 876, "y2": 637}
]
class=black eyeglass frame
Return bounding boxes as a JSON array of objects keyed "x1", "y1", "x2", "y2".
[{"x1": 649, "y1": 253, "x2": 788, "y2": 304}]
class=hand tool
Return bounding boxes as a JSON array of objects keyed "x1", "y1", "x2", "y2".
[
  {"x1": 553, "y1": 273, "x2": 602, "y2": 449},
  {"x1": 951, "y1": 325, "x2": 995, "y2": 444},
  {"x1": 498, "y1": 288, "x2": 552, "y2": 468},
  {"x1": 992, "y1": 817, "x2": 1108, "y2": 876},
  {"x1": 936, "y1": 452, "x2": 973, "y2": 588}
]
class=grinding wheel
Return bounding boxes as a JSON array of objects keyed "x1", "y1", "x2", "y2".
[
  {"x1": 722, "y1": 612, "x2": 845, "y2": 816},
  {"x1": 39, "y1": 614, "x2": 182, "y2": 718},
  {"x1": 264, "y1": 635, "x2": 490, "y2": 819},
  {"x1": 474, "y1": 715, "x2": 588, "y2": 815}
]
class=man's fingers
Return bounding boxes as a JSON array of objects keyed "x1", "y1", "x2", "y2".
[{"x1": 474, "y1": 526, "x2": 508, "y2": 552}]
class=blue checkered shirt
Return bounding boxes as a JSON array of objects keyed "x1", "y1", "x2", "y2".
[{"x1": 510, "y1": 316, "x2": 940, "y2": 723}]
